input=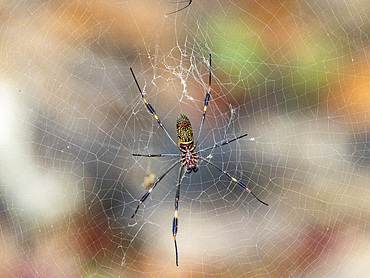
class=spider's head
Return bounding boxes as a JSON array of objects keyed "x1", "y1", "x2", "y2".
[
  {"x1": 186, "y1": 166, "x2": 198, "y2": 173},
  {"x1": 185, "y1": 153, "x2": 198, "y2": 173}
]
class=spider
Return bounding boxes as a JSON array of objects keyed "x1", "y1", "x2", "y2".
[
  {"x1": 166, "y1": 0, "x2": 192, "y2": 15},
  {"x1": 130, "y1": 54, "x2": 268, "y2": 266}
]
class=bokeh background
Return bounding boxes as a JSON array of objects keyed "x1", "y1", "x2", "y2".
[{"x1": 0, "y1": 1, "x2": 369, "y2": 277}]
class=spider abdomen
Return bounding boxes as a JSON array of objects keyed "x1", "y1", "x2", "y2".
[{"x1": 176, "y1": 114, "x2": 194, "y2": 150}]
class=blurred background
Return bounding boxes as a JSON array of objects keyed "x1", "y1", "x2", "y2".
[{"x1": 0, "y1": 0, "x2": 369, "y2": 277}]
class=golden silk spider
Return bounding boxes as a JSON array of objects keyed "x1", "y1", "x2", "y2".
[{"x1": 130, "y1": 54, "x2": 268, "y2": 266}]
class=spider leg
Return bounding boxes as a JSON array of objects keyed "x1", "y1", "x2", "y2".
[
  {"x1": 130, "y1": 68, "x2": 177, "y2": 146},
  {"x1": 166, "y1": 0, "x2": 192, "y2": 15},
  {"x1": 196, "y1": 54, "x2": 212, "y2": 145},
  {"x1": 173, "y1": 165, "x2": 185, "y2": 266},
  {"x1": 195, "y1": 133, "x2": 248, "y2": 154},
  {"x1": 132, "y1": 153, "x2": 180, "y2": 158},
  {"x1": 131, "y1": 160, "x2": 180, "y2": 218},
  {"x1": 201, "y1": 158, "x2": 268, "y2": 206}
]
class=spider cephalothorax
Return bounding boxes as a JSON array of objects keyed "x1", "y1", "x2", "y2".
[{"x1": 130, "y1": 54, "x2": 268, "y2": 266}]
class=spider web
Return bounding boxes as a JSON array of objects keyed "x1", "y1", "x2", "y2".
[{"x1": 1, "y1": 0, "x2": 369, "y2": 277}]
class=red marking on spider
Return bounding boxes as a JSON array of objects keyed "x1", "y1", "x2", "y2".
[{"x1": 181, "y1": 120, "x2": 189, "y2": 127}]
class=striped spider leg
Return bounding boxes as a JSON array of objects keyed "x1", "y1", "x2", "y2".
[
  {"x1": 196, "y1": 53, "x2": 212, "y2": 145},
  {"x1": 130, "y1": 54, "x2": 267, "y2": 266},
  {"x1": 130, "y1": 67, "x2": 177, "y2": 147}
]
